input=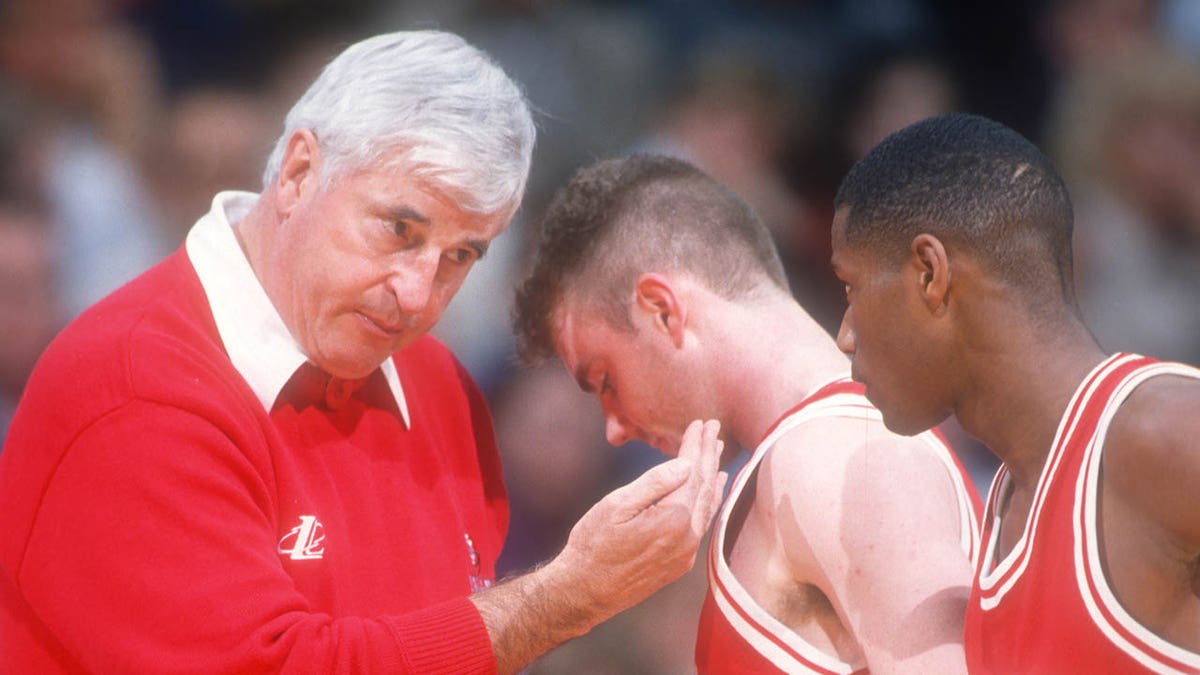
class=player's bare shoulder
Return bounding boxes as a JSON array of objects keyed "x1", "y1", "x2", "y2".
[
  {"x1": 761, "y1": 415, "x2": 960, "y2": 507},
  {"x1": 1106, "y1": 373, "x2": 1200, "y2": 465},
  {"x1": 757, "y1": 414, "x2": 967, "y2": 554},
  {"x1": 1103, "y1": 373, "x2": 1200, "y2": 545},
  {"x1": 753, "y1": 410, "x2": 975, "y2": 674}
]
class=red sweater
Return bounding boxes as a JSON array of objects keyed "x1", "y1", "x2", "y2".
[{"x1": 0, "y1": 248, "x2": 509, "y2": 673}]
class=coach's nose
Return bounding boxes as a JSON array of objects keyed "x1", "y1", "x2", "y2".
[{"x1": 387, "y1": 251, "x2": 440, "y2": 316}]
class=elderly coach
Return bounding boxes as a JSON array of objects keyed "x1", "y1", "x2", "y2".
[{"x1": 0, "y1": 31, "x2": 724, "y2": 674}]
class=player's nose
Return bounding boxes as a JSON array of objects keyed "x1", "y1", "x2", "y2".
[
  {"x1": 836, "y1": 309, "x2": 856, "y2": 356},
  {"x1": 604, "y1": 414, "x2": 632, "y2": 447}
]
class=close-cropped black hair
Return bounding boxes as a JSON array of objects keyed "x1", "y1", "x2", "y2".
[{"x1": 835, "y1": 113, "x2": 1076, "y2": 304}]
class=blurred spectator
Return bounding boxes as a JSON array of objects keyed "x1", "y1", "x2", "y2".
[
  {"x1": 0, "y1": 87, "x2": 62, "y2": 444},
  {"x1": 838, "y1": 48, "x2": 961, "y2": 164},
  {"x1": 0, "y1": 0, "x2": 169, "y2": 317},
  {"x1": 0, "y1": 203, "x2": 60, "y2": 443},
  {"x1": 1163, "y1": 0, "x2": 1200, "y2": 59},
  {"x1": 0, "y1": 0, "x2": 160, "y2": 160},
  {"x1": 145, "y1": 87, "x2": 274, "y2": 244},
  {"x1": 634, "y1": 51, "x2": 804, "y2": 244},
  {"x1": 1042, "y1": 0, "x2": 1162, "y2": 77},
  {"x1": 1050, "y1": 44, "x2": 1200, "y2": 364}
]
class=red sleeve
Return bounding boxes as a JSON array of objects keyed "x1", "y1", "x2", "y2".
[{"x1": 14, "y1": 399, "x2": 496, "y2": 674}]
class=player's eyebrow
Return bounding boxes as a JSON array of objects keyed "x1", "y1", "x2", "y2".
[{"x1": 466, "y1": 239, "x2": 490, "y2": 260}]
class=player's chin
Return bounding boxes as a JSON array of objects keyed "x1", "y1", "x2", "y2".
[
  {"x1": 652, "y1": 436, "x2": 680, "y2": 458},
  {"x1": 879, "y1": 415, "x2": 927, "y2": 437},
  {"x1": 878, "y1": 405, "x2": 946, "y2": 437}
]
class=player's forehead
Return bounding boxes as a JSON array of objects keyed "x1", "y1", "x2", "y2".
[
  {"x1": 550, "y1": 299, "x2": 611, "y2": 394},
  {"x1": 552, "y1": 293, "x2": 633, "y2": 355},
  {"x1": 829, "y1": 206, "x2": 866, "y2": 275},
  {"x1": 549, "y1": 293, "x2": 599, "y2": 369},
  {"x1": 830, "y1": 205, "x2": 900, "y2": 279}
]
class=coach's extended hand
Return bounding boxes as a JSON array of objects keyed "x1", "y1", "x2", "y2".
[{"x1": 470, "y1": 419, "x2": 727, "y2": 674}]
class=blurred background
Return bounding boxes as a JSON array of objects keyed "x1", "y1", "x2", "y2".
[{"x1": 3, "y1": 0, "x2": 1200, "y2": 671}]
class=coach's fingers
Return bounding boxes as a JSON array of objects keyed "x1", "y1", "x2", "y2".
[
  {"x1": 657, "y1": 419, "x2": 710, "y2": 512},
  {"x1": 690, "y1": 427, "x2": 723, "y2": 534},
  {"x1": 674, "y1": 419, "x2": 705, "y2": 465},
  {"x1": 704, "y1": 465, "x2": 730, "y2": 530},
  {"x1": 605, "y1": 456, "x2": 692, "y2": 523}
]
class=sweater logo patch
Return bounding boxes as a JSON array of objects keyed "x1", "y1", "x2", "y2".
[
  {"x1": 465, "y1": 533, "x2": 492, "y2": 592},
  {"x1": 278, "y1": 515, "x2": 326, "y2": 560}
]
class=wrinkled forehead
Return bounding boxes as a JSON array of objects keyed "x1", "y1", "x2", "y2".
[
  {"x1": 365, "y1": 148, "x2": 522, "y2": 220},
  {"x1": 365, "y1": 160, "x2": 517, "y2": 238}
]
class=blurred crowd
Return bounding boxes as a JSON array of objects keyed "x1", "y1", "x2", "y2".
[{"x1": 3, "y1": 0, "x2": 1200, "y2": 671}]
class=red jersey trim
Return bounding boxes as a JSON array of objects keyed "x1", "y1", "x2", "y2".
[
  {"x1": 707, "y1": 550, "x2": 856, "y2": 674},
  {"x1": 1074, "y1": 361, "x2": 1200, "y2": 673},
  {"x1": 753, "y1": 379, "x2": 866, "y2": 447},
  {"x1": 977, "y1": 353, "x2": 1150, "y2": 608}
]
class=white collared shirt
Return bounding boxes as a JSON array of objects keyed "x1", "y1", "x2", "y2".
[{"x1": 185, "y1": 191, "x2": 410, "y2": 427}]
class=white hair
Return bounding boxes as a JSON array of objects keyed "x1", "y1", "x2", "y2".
[{"x1": 262, "y1": 30, "x2": 536, "y2": 215}]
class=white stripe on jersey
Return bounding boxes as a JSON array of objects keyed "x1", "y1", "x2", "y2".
[{"x1": 1074, "y1": 361, "x2": 1200, "y2": 673}]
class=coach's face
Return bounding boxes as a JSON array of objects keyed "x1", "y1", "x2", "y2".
[
  {"x1": 259, "y1": 130, "x2": 509, "y2": 378},
  {"x1": 830, "y1": 206, "x2": 953, "y2": 435}
]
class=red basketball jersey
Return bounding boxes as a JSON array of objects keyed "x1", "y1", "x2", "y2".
[
  {"x1": 696, "y1": 377, "x2": 982, "y2": 674},
  {"x1": 966, "y1": 353, "x2": 1200, "y2": 674}
]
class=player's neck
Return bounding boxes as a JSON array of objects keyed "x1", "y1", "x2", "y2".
[
  {"x1": 954, "y1": 319, "x2": 1107, "y2": 490},
  {"x1": 716, "y1": 297, "x2": 847, "y2": 451}
]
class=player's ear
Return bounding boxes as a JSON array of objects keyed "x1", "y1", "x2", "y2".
[
  {"x1": 634, "y1": 273, "x2": 687, "y2": 348},
  {"x1": 275, "y1": 128, "x2": 322, "y2": 219},
  {"x1": 911, "y1": 233, "x2": 950, "y2": 316}
]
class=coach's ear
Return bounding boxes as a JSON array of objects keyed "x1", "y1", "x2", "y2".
[
  {"x1": 634, "y1": 273, "x2": 687, "y2": 348},
  {"x1": 911, "y1": 233, "x2": 950, "y2": 316},
  {"x1": 276, "y1": 128, "x2": 322, "y2": 220}
]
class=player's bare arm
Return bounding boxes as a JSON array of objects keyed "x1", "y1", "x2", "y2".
[
  {"x1": 761, "y1": 418, "x2": 973, "y2": 674},
  {"x1": 471, "y1": 419, "x2": 727, "y2": 674},
  {"x1": 1096, "y1": 375, "x2": 1200, "y2": 652}
]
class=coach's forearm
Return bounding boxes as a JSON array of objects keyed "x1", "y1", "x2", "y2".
[{"x1": 469, "y1": 556, "x2": 601, "y2": 675}]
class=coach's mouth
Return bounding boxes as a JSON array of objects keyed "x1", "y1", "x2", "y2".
[{"x1": 357, "y1": 311, "x2": 406, "y2": 337}]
